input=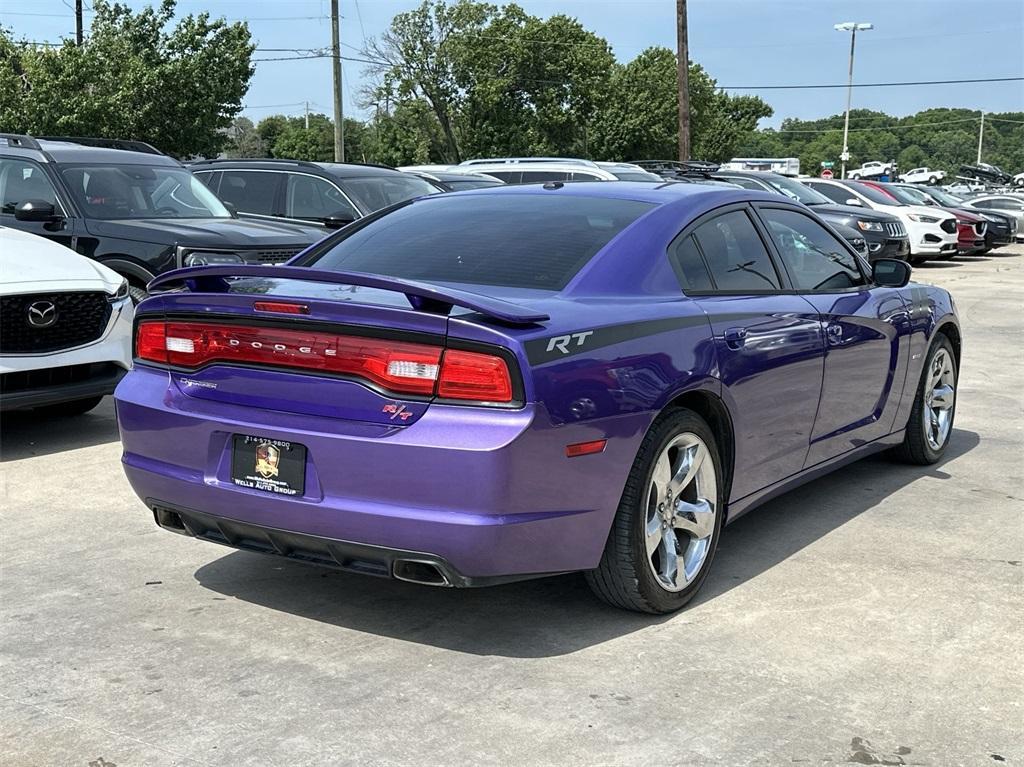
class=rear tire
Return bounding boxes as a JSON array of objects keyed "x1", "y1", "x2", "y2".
[
  {"x1": 35, "y1": 396, "x2": 103, "y2": 417},
  {"x1": 891, "y1": 335, "x2": 957, "y2": 465},
  {"x1": 586, "y1": 409, "x2": 724, "y2": 614}
]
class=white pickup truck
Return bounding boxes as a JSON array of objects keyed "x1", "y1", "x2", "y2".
[
  {"x1": 848, "y1": 161, "x2": 892, "y2": 180},
  {"x1": 898, "y1": 167, "x2": 946, "y2": 184}
]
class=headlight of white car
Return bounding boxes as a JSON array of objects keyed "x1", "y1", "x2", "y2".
[
  {"x1": 856, "y1": 220, "x2": 884, "y2": 232},
  {"x1": 907, "y1": 214, "x2": 941, "y2": 224},
  {"x1": 108, "y1": 278, "x2": 130, "y2": 303}
]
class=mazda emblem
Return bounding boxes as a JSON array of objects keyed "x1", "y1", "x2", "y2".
[{"x1": 27, "y1": 300, "x2": 58, "y2": 328}]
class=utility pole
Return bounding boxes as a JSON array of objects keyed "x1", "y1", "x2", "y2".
[
  {"x1": 305, "y1": 101, "x2": 310, "y2": 131},
  {"x1": 75, "y1": 0, "x2": 83, "y2": 45},
  {"x1": 676, "y1": 0, "x2": 690, "y2": 162},
  {"x1": 834, "y1": 22, "x2": 872, "y2": 179},
  {"x1": 976, "y1": 112, "x2": 984, "y2": 163},
  {"x1": 331, "y1": 0, "x2": 344, "y2": 162}
]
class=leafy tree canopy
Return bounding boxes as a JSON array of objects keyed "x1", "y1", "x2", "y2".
[{"x1": 0, "y1": 0, "x2": 254, "y2": 158}]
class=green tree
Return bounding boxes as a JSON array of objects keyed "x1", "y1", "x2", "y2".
[
  {"x1": 0, "y1": 0, "x2": 254, "y2": 158},
  {"x1": 224, "y1": 116, "x2": 266, "y2": 157}
]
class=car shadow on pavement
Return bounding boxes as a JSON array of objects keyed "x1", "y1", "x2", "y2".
[
  {"x1": 194, "y1": 428, "x2": 979, "y2": 658},
  {"x1": 0, "y1": 397, "x2": 120, "y2": 462}
]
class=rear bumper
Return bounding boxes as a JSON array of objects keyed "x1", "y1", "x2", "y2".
[
  {"x1": 116, "y1": 366, "x2": 646, "y2": 580},
  {"x1": 149, "y1": 503, "x2": 561, "y2": 587}
]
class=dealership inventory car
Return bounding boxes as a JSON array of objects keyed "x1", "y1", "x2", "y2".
[
  {"x1": 452, "y1": 158, "x2": 621, "y2": 183},
  {"x1": 857, "y1": 180, "x2": 988, "y2": 256},
  {"x1": 0, "y1": 135, "x2": 324, "y2": 302},
  {"x1": 803, "y1": 178, "x2": 957, "y2": 263},
  {"x1": 710, "y1": 169, "x2": 908, "y2": 260},
  {"x1": 116, "y1": 182, "x2": 960, "y2": 614},
  {"x1": 191, "y1": 158, "x2": 439, "y2": 231},
  {"x1": 897, "y1": 183, "x2": 1016, "y2": 250},
  {"x1": 402, "y1": 169, "x2": 505, "y2": 192},
  {"x1": 847, "y1": 160, "x2": 892, "y2": 180},
  {"x1": 897, "y1": 167, "x2": 945, "y2": 185},
  {"x1": 1, "y1": 226, "x2": 132, "y2": 414},
  {"x1": 959, "y1": 195, "x2": 1024, "y2": 241}
]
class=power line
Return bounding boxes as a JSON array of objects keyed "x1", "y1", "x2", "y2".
[
  {"x1": 720, "y1": 76, "x2": 1024, "y2": 90},
  {"x1": 252, "y1": 53, "x2": 385, "y2": 65}
]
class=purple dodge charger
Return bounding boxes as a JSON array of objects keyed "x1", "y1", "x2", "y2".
[{"x1": 115, "y1": 182, "x2": 960, "y2": 613}]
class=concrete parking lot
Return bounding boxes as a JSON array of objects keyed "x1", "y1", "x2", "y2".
[{"x1": 2, "y1": 247, "x2": 1022, "y2": 767}]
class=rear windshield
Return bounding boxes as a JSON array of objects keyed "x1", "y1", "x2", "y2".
[{"x1": 305, "y1": 194, "x2": 654, "y2": 290}]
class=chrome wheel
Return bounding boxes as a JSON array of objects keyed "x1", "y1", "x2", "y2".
[
  {"x1": 644, "y1": 433, "x2": 717, "y2": 592},
  {"x1": 923, "y1": 348, "x2": 955, "y2": 451}
]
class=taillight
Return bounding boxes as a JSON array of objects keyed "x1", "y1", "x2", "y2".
[
  {"x1": 135, "y1": 320, "x2": 515, "y2": 404},
  {"x1": 437, "y1": 349, "x2": 513, "y2": 403}
]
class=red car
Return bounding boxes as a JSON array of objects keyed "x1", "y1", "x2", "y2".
[{"x1": 859, "y1": 181, "x2": 987, "y2": 257}]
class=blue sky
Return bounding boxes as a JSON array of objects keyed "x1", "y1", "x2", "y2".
[{"x1": 4, "y1": 0, "x2": 1023, "y2": 129}]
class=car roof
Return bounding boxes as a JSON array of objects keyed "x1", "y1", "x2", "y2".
[
  {"x1": 3, "y1": 138, "x2": 181, "y2": 166},
  {"x1": 188, "y1": 158, "x2": 404, "y2": 178},
  {"x1": 416, "y1": 179, "x2": 772, "y2": 207}
]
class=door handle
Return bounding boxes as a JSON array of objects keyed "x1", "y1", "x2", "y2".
[{"x1": 724, "y1": 327, "x2": 747, "y2": 349}]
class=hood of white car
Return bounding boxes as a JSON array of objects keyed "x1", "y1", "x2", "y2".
[{"x1": 0, "y1": 226, "x2": 123, "y2": 295}]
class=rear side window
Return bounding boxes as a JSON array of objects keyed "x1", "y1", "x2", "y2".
[
  {"x1": 520, "y1": 171, "x2": 570, "y2": 183},
  {"x1": 306, "y1": 194, "x2": 653, "y2": 290},
  {"x1": 691, "y1": 210, "x2": 781, "y2": 291},
  {"x1": 219, "y1": 171, "x2": 280, "y2": 215},
  {"x1": 669, "y1": 234, "x2": 714, "y2": 292}
]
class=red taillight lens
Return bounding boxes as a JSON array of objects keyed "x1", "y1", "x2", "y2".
[
  {"x1": 437, "y1": 349, "x2": 513, "y2": 403},
  {"x1": 136, "y1": 321, "x2": 169, "y2": 364},
  {"x1": 135, "y1": 321, "x2": 516, "y2": 404}
]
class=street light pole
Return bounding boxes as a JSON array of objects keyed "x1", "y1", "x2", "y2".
[{"x1": 834, "y1": 22, "x2": 872, "y2": 179}]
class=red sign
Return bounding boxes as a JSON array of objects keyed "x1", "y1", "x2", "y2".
[{"x1": 821, "y1": 168, "x2": 834, "y2": 179}]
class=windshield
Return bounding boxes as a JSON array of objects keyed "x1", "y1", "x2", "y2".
[
  {"x1": 891, "y1": 185, "x2": 936, "y2": 206},
  {"x1": 61, "y1": 165, "x2": 230, "y2": 219},
  {"x1": 924, "y1": 188, "x2": 965, "y2": 207},
  {"x1": 762, "y1": 175, "x2": 833, "y2": 205},
  {"x1": 847, "y1": 182, "x2": 904, "y2": 206},
  {"x1": 339, "y1": 174, "x2": 438, "y2": 212},
  {"x1": 304, "y1": 194, "x2": 654, "y2": 290}
]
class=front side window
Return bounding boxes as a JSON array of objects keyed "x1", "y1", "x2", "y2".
[
  {"x1": 691, "y1": 210, "x2": 781, "y2": 291},
  {"x1": 0, "y1": 159, "x2": 59, "y2": 214},
  {"x1": 762, "y1": 208, "x2": 865, "y2": 291},
  {"x1": 520, "y1": 170, "x2": 570, "y2": 183},
  {"x1": 61, "y1": 164, "x2": 230, "y2": 219},
  {"x1": 285, "y1": 174, "x2": 359, "y2": 221},
  {"x1": 305, "y1": 194, "x2": 654, "y2": 290}
]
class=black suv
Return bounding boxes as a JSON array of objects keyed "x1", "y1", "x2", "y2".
[
  {"x1": 0, "y1": 135, "x2": 325, "y2": 301},
  {"x1": 189, "y1": 159, "x2": 440, "y2": 231},
  {"x1": 710, "y1": 170, "x2": 911, "y2": 261}
]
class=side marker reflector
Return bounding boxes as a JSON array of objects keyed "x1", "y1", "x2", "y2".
[{"x1": 566, "y1": 439, "x2": 607, "y2": 458}]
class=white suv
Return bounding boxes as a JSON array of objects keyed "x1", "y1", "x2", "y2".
[
  {"x1": 898, "y1": 167, "x2": 946, "y2": 184},
  {"x1": 848, "y1": 161, "x2": 891, "y2": 180},
  {"x1": 455, "y1": 158, "x2": 620, "y2": 183},
  {"x1": 802, "y1": 179, "x2": 957, "y2": 263},
  {"x1": 1, "y1": 226, "x2": 133, "y2": 415}
]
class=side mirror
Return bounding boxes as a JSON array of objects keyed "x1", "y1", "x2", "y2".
[
  {"x1": 14, "y1": 199, "x2": 59, "y2": 222},
  {"x1": 222, "y1": 201, "x2": 238, "y2": 217},
  {"x1": 845, "y1": 198, "x2": 863, "y2": 207},
  {"x1": 323, "y1": 212, "x2": 356, "y2": 230},
  {"x1": 873, "y1": 258, "x2": 912, "y2": 288}
]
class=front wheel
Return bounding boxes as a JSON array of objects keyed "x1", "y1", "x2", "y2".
[
  {"x1": 586, "y1": 409, "x2": 724, "y2": 614},
  {"x1": 891, "y1": 336, "x2": 957, "y2": 464},
  {"x1": 928, "y1": 176, "x2": 938, "y2": 184}
]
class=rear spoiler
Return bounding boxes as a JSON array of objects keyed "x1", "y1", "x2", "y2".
[{"x1": 147, "y1": 265, "x2": 549, "y2": 326}]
